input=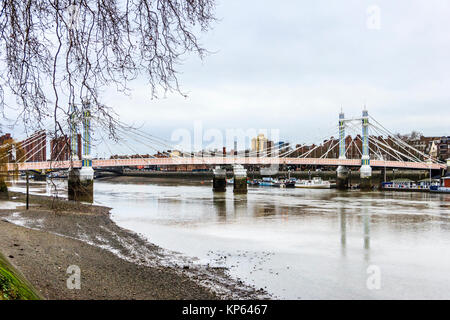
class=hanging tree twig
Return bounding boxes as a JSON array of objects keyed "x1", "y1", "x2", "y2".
[{"x1": 0, "y1": 0, "x2": 217, "y2": 138}]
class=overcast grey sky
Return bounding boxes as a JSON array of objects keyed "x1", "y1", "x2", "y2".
[
  {"x1": 100, "y1": 0, "x2": 449, "y2": 151},
  {"x1": 6, "y1": 0, "x2": 450, "y2": 154}
]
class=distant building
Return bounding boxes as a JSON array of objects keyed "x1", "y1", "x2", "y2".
[
  {"x1": 406, "y1": 136, "x2": 440, "y2": 159},
  {"x1": 50, "y1": 135, "x2": 70, "y2": 161},
  {"x1": 277, "y1": 141, "x2": 291, "y2": 156},
  {"x1": 429, "y1": 141, "x2": 439, "y2": 159},
  {"x1": 251, "y1": 134, "x2": 268, "y2": 153},
  {"x1": 50, "y1": 133, "x2": 82, "y2": 161},
  {"x1": 0, "y1": 133, "x2": 12, "y2": 145},
  {"x1": 266, "y1": 141, "x2": 274, "y2": 157},
  {"x1": 0, "y1": 133, "x2": 14, "y2": 162},
  {"x1": 276, "y1": 141, "x2": 284, "y2": 153},
  {"x1": 21, "y1": 130, "x2": 46, "y2": 162},
  {"x1": 154, "y1": 151, "x2": 168, "y2": 158},
  {"x1": 438, "y1": 136, "x2": 450, "y2": 162},
  {"x1": 170, "y1": 150, "x2": 181, "y2": 158}
]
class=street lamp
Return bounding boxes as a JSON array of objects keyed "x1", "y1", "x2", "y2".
[
  {"x1": 426, "y1": 156, "x2": 432, "y2": 187},
  {"x1": 378, "y1": 154, "x2": 386, "y2": 182}
]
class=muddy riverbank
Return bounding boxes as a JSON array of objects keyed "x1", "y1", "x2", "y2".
[{"x1": 0, "y1": 192, "x2": 267, "y2": 300}]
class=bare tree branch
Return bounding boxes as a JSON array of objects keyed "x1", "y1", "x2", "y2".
[{"x1": 0, "y1": 0, "x2": 216, "y2": 137}]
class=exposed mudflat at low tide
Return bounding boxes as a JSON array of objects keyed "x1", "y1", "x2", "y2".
[{"x1": 0, "y1": 192, "x2": 267, "y2": 300}]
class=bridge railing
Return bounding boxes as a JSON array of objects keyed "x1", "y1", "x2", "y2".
[{"x1": 6, "y1": 157, "x2": 446, "y2": 171}]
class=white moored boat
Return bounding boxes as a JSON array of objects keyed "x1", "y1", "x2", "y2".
[{"x1": 295, "y1": 177, "x2": 335, "y2": 189}]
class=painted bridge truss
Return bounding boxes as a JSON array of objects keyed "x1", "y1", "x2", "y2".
[{"x1": 6, "y1": 157, "x2": 445, "y2": 172}]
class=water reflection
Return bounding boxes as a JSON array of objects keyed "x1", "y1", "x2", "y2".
[
  {"x1": 233, "y1": 194, "x2": 248, "y2": 219},
  {"x1": 339, "y1": 205, "x2": 346, "y2": 256},
  {"x1": 363, "y1": 206, "x2": 370, "y2": 261},
  {"x1": 213, "y1": 192, "x2": 227, "y2": 222}
]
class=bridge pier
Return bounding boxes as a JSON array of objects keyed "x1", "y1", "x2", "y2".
[
  {"x1": 360, "y1": 169, "x2": 372, "y2": 191},
  {"x1": 233, "y1": 164, "x2": 247, "y2": 194},
  {"x1": 212, "y1": 166, "x2": 226, "y2": 192},
  {"x1": 336, "y1": 166, "x2": 349, "y2": 190},
  {"x1": 34, "y1": 171, "x2": 46, "y2": 181},
  {"x1": 68, "y1": 100, "x2": 94, "y2": 203},
  {"x1": 0, "y1": 177, "x2": 8, "y2": 199},
  {"x1": 68, "y1": 167, "x2": 93, "y2": 203}
]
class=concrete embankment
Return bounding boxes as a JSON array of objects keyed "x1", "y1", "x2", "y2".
[{"x1": 113, "y1": 170, "x2": 429, "y2": 186}]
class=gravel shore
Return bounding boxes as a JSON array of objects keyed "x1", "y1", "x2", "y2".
[{"x1": 0, "y1": 192, "x2": 266, "y2": 300}]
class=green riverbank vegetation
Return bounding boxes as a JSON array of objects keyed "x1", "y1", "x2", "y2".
[{"x1": 0, "y1": 252, "x2": 41, "y2": 300}]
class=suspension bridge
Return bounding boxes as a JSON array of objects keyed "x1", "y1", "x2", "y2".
[
  {"x1": 2, "y1": 109, "x2": 446, "y2": 171},
  {"x1": 3, "y1": 156, "x2": 445, "y2": 171},
  {"x1": 1, "y1": 106, "x2": 448, "y2": 200}
]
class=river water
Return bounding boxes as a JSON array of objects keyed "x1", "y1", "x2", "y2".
[{"x1": 7, "y1": 178, "x2": 450, "y2": 299}]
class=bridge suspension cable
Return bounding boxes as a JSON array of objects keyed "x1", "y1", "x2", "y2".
[
  {"x1": 369, "y1": 115, "x2": 443, "y2": 164},
  {"x1": 368, "y1": 125, "x2": 423, "y2": 163},
  {"x1": 344, "y1": 120, "x2": 401, "y2": 162},
  {"x1": 345, "y1": 120, "x2": 416, "y2": 163}
]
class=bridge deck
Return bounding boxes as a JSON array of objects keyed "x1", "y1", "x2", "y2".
[{"x1": 6, "y1": 157, "x2": 445, "y2": 171}]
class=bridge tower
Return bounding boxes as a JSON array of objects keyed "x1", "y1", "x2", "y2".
[
  {"x1": 336, "y1": 111, "x2": 349, "y2": 190},
  {"x1": 68, "y1": 103, "x2": 79, "y2": 201},
  {"x1": 360, "y1": 109, "x2": 372, "y2": 191},
  {"x1": 68, "y1": 101, "x2": 94, "y2": 202},
  {"x1": 70, "y1": 108, "x2": 79, "y2": 161}
]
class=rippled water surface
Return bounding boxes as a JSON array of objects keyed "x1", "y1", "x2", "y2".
[{"x1": 8, "y1": 178, "x2": 450, "y2": 299}]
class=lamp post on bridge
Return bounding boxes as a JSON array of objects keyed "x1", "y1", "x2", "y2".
[
  {"x1": 378, "y1": 154, "x2": 386, "y2": 190},
  {"x1": 428, "y1": 156, "x2": 432, "y2": 186},
  {"x1": 70, "y1": 106, "x2": 79, "y2": 161}
]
